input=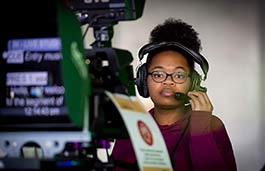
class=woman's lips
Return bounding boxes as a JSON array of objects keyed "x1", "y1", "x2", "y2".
[{"x1": 160, "y1": 89, "x2": 175, "y2": 96}]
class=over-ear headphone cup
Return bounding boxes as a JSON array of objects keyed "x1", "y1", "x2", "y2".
[
  {"x1": 135, "y1": 64, "x2": 149, "y2": 97},
  {"x1": 190, "y1": 71, "x2": 207, "y2": 92},
  {"x1": 190, "y1": 71, "x2": 198, "y2": 91}
]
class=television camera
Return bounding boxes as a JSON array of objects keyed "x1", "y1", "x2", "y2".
[{"x1": 0, "y1": 0, "x2": 145, "y2": 170}]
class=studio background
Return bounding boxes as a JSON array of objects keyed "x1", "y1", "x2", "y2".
[{"x1": 84, "y1": 0, "x2": 265, "y2": 170}]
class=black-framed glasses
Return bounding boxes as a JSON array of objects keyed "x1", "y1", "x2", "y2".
[{"x1": 148, "y1": 71, "x2": 190, "y2": 84}]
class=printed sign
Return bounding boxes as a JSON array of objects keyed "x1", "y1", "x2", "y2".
[{"x1": 105, "y1": 91, "x2": 173, "y2": 171}]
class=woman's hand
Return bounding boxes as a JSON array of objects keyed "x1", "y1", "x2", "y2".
[{"x1": 187, "y1": 90, "x2": 213, "y2": 112}]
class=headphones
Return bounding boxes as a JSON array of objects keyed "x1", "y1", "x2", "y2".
[{"x1": 135, "y1": 42, "x2": 209, "y2": 98}]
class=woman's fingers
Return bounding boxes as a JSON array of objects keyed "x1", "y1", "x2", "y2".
[{"x1": 187, "y1": 91, "x2": 213, "y2": 112}]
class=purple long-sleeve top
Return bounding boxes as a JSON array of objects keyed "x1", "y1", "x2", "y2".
[{"x1": 111, "y1": 109, "x2": 237, "y2": 171}]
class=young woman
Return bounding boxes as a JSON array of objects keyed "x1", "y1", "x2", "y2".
[{"x1": 111, "y1": 18, "x2": 237, "y2": 171}]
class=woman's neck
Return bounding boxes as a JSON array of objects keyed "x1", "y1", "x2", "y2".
[{"x1": 153, "y1": 106, "x2": 188, "y2": 126}]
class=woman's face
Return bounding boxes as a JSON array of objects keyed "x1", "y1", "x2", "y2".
[{"x1": 147, "y1": 50, "x2": 191, "y2": 109}]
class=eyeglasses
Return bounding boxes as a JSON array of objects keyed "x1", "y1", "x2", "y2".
[{"x1": 148, "y1": 71, "x2": 190, "y2": 84}]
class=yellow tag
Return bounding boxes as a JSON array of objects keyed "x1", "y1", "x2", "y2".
[
  {"x1": 112, "y1": 95, "x2": 146, "y2": 113},
  {"x1": 143, "y1": 167, "x2": 172, "y2": 171}
]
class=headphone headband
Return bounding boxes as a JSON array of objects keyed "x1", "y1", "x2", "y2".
[{"x1": 138, "y1": 42, "x2": 209, "y2": 80}]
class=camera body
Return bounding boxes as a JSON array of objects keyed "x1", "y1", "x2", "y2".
[{"x1": 0, "y1": 0, "x2": 145, "y2": 170}]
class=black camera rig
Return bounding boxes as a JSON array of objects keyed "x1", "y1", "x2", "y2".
[{"x1": 0, "y1": 0, "x2": 145, "y2": 170}]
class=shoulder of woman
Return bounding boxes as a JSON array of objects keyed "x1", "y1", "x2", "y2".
[
  {"x1": 211, "y1": 114, "x2": 226, "y2": 131},
  {"x1": 190, "y1": 111, "x2": 226, "y2": 130}
]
